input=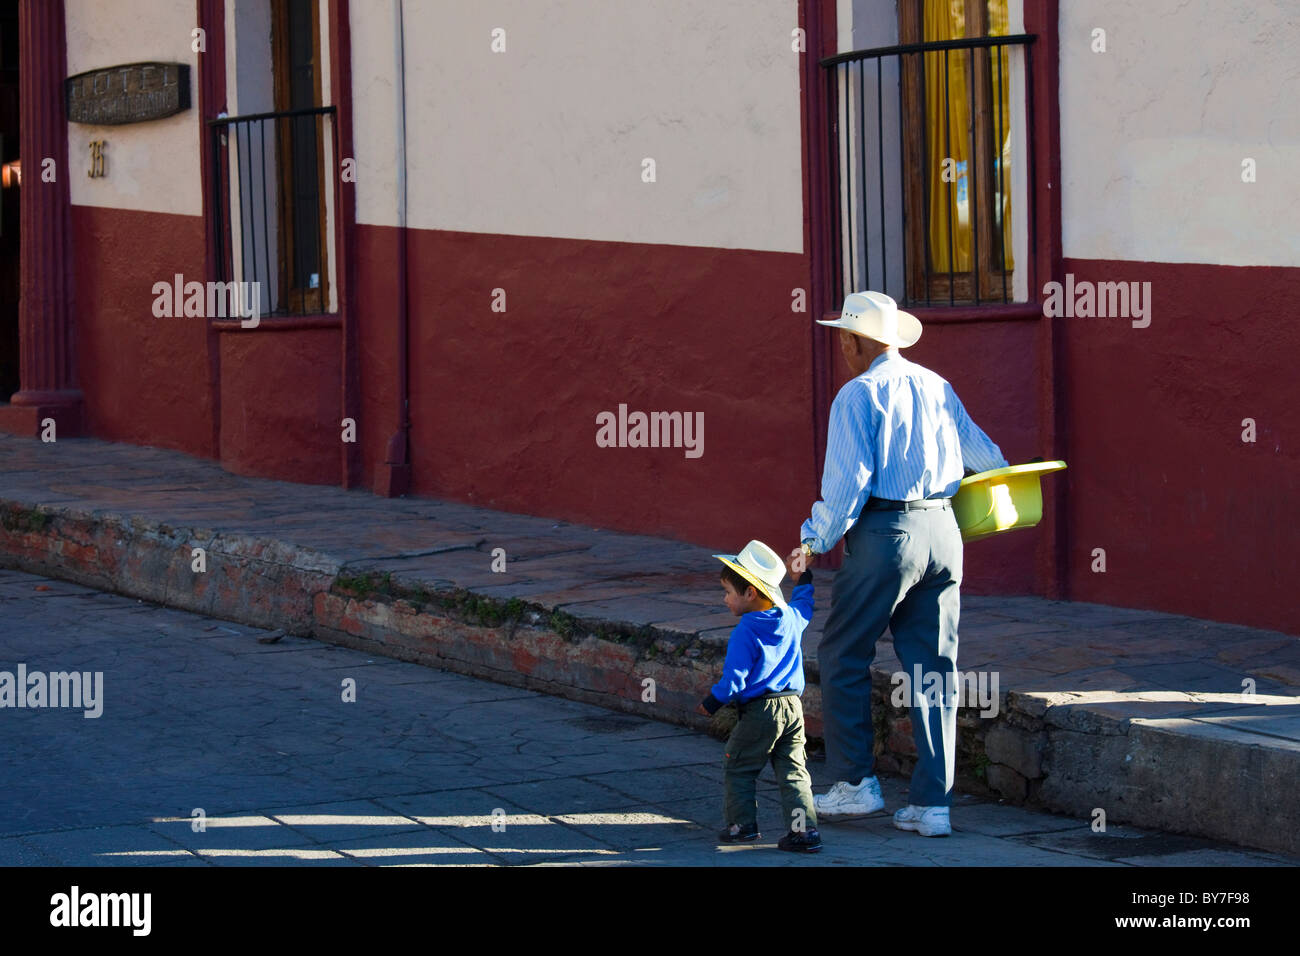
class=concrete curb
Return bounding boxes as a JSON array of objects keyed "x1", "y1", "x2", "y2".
[{"x1": 2, "y1": 498, "x2": 1296, "y2": 856}]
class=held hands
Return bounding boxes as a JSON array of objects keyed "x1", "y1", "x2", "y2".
[{"x1": 786, "y1": 547, "x2": 808, "y2": 577}]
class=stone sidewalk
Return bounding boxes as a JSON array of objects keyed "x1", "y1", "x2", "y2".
[
  {"x1": 1, "y1": 568, "x2": 1292, "y2": 867},
  {"x1": 0, "y1": 434, "x2": 1297, "y2": 855}
]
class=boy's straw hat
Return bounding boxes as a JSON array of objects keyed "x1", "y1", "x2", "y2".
[
  {"x1": 817, "y1": 290, "x2": 922, "y2": 348},
  {"x1": 714, "y1": 540, "x2": 788, "y2": 610}
]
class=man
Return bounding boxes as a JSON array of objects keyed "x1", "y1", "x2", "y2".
[{"x1": 793, "y1": 290, "x2": 1008, "y2": 837}]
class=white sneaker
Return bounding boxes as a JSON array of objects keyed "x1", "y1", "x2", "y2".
[
  {"x1": 813, "y1": 777, "x2": 885, "y2": 819},
  {"x1": 892, "y1": 805, "x2": 951, "y2": 837}
]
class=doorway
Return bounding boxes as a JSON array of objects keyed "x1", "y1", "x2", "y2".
[{"x1": 0, "y1": 0, "x2": 19, "y2": 399}]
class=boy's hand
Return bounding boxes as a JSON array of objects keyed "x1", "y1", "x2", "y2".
[
  {"x1": 695, "y1": 703, "x2": 711, "y2": 717},
  {"x1": 786, "y1": 548, "x2": 808, "y2": 577}
]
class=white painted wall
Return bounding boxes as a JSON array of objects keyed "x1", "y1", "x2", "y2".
[
  {"x1": 350, "y1": 0, "x2": 805, "y2": 253},
  {"x1": 1060, "y1": 0, "x2": 1300, "y2": 267},
  {"x1": 66, "y1": 0, "x2": 202, "y2": 216}
]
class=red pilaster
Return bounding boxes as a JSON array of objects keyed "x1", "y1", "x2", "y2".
[
  {"x1": 330, "y1": 0, "x2": 361, "y2": 490},
  {"x1": 2, "y1": 0, "x2": 82, "y2": 436},
  {"x1": 1024, "y1": 0, "x2": 1066, "y2": 599},
  {"x1": 197, "y1": 0, "x2": 225, "y2": 460},
  {"x1": 802, "y1": 0, "x2": 838, "y2": 497},
  {"x1": 801, "y1": 0, "x2": 840, "y2": 572}
]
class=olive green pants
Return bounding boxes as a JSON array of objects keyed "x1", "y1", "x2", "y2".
[{"x1": 723, "y1": 695, "x2": 818, "y2": 833}]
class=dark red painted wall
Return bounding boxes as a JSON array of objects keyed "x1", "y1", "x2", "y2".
[
  {"x1": 1059, "y1": 258, "x2": 1299, "y2": 634},
  {"x1": 354, "y1": 225, "x2": 818, "y2": 553},
  {"x1": 71, "y1": 204, "x2": 342, "y2": 486},
  {"x1": 65, "y1": 208, "x2": 1295, "y2": 633},
  {"x1": 894, "y1": 317, "x2": 1043, "y2": 596},
  {"x1": 72, "y1": 205, "x2": 215, "y2": 455},
  {"x1": 352, "y1": 223, "x2": 399, "y2": 497},
  {"x1": 55, "y1": 0, "x2": 1291, "y2": 633},
  {"x1": 353, "y1": 222, "x2": 1045, "y2": 600},
  {"x1": 217, "y1": 327, "x2": 341, "y2": 485}
]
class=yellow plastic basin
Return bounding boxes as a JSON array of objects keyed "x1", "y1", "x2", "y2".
[{"x1": 953, "y1": 461, "x2": 1067, "y2": 543}]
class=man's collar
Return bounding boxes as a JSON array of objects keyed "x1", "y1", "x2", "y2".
[{"x1": 868, "y1": 349, "x2": 902, "y2": 372}]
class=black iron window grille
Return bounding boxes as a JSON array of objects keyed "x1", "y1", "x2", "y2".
[
  {"x1": 820, "y1": 34, "x2": 1036, "y2": 307},
  {"x1": 209, "y1": 105, "x2": 337, "y2": 319}
]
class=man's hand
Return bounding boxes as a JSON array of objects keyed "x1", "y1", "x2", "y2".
[{"x1": 786, "y1": 548, "x2": 808, "y2": 577}]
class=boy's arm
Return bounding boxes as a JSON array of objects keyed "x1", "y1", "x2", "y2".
[
  {"x1": 700, "y1": 623, "x2": 758, "y2": 715},
  {"x1": 788, "y1": 569, "x2": 814, "y2": 621}
]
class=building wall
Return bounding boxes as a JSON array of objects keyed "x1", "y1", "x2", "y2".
[
  {"x1": 889, "y1": 318, "x2": 1044, "y2": 597},
  {"x1": 62, "y1": 0, "x2": 344, "y2": 480},
  {"x1": 65, "y1": 0, "x2": 203, "y2": 216},
  {"x1": 1057, "y1": 0, "x2": 1299, "y2": 632},
  {"x1": 346, "y1": 0, "x2": 1047, "y2": 588},
  {"x1": 1059, "y1": 0, "x2": 1299, "y2": 267},
  {"x1": 72, "y1": 206, "x2": 212, "y2": 448},
  {"x1": 1058, "y1": 257, "x2": 1297, "y2": 631},
  {"x1": 825, "y1": 0, "x2": 1042, "y2": 597},
  {"x1": 218, "y1": 326, "x2": 341, "y2": 482},
  {"x1": 349, "y1": 0, "x2": 804, "y2": 251},
  {"x1": 64, "y1": 0, "x2": 215, "y2": 454},
  {"x1": 53, "y1": 0, "x2": 1047, "y2": 587},
  {"x1": 43, "y1": 0, "x2": 1293, "y2": 629},
  {"x1": 212, "y1": 0, "x2": 342, "y2": 483},
  {"x1": 349, "y1": 0, "x2": 819, "y2": 550}
]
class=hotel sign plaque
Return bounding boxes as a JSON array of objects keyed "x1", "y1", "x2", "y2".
[{"x1": 65, "y1": 62, "x2": 191, "y2": 125}]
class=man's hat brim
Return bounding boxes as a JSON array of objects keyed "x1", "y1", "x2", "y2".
[{"x1": 816, "y1": 311, "x2": 922, "y2": 348}]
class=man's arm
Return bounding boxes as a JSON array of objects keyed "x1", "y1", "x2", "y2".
[
  {"x1": 946, "y1": 383, "x2": 1009, "y2": 474},
  {"x1": 799, "y1": 387, "x2": 875, "y2": 554}
]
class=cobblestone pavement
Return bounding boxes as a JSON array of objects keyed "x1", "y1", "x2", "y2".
[{"x1": 1, "y1": 569, "x2": 1292, "y2": 867}]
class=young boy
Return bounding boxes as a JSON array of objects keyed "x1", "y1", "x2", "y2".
[{"x1": 696, "y1": 539, "x2": 821, "y2": 853}]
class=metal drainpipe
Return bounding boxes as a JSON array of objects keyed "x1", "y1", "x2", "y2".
[{"x1": 382, "y1": 0, "x2": 412, "y2": 495}]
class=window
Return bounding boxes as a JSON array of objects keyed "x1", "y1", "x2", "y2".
[
  {"x1": 902, "y1": 0, "x2": 1016, "y2": 304},
  {"x1": 211, "y1": 0, "x2": 336, "y2": 318},
  {"x1": 271, "y1": 0, "x2": 328, "y2": 314},
  {"x1": 823, "y1": 0, "x2": 1031, "y2": 306}
]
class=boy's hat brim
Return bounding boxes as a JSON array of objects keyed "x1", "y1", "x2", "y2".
[{"x1": 714, "y1": 554, "x2": 788, "y2": 610}]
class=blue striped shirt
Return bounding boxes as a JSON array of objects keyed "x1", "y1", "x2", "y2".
[{"x1": 800, "y1": 350, "x2": 1008, "y2": 553}]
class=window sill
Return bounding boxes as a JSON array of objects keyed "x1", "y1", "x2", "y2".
[
  {"x1": 212, "y1": 313, "x2": 342, "y2": 333},
  {"x1": 820, "y1": 302, "x2": 1042, "y2": 326},
  {"x1": 907, "y1": 302, "x2": 1041, "y2": 324}
]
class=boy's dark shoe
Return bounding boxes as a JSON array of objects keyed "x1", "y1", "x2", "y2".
[
  {"x1": 718, "y1": 823, "x2": 760, "y2": 844},
  {"x1": 778, "y1": 827, "x2": 822, "y2": 853}
]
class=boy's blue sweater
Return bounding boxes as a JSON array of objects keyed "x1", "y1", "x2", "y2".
[{"x1": 702, "y1": 571, "x2": 814, "y2": 714}]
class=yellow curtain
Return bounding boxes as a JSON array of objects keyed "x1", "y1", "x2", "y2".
[
  {"x1": 924, "y1": 0, "x2": 970, "y2": 274},
  {"x1": 924, "y1": 0, "x2": 1013, "y2": 274}
]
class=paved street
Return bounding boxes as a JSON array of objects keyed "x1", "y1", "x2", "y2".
[{"x1": 0, "y1": 567, "x2": 1292, "y2": 867}]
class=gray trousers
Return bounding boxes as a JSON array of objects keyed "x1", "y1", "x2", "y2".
[{"x1": 818, "y1": 505, "x2": 963, "y2": 807}]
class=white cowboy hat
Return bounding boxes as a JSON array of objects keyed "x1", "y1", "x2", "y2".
[
  {"x1": 714, "y1": 540, "x2": 788, "y2": 610},
  {"x1": 817, "y1": 291, "x2": 922, "y2": 348}
]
